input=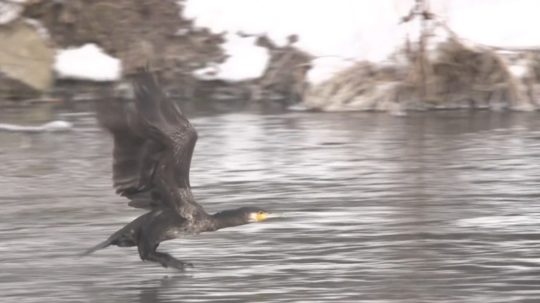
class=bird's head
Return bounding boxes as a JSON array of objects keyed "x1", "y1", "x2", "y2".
[
  {"x1": 242, "y1": 207, "x2": 270, "y2": 223},
  {"x1": 212, "y1": 206, "x2": 270, "y2": 229},
  {"x1": 227, "y1": 206, "x2": 269, "y2": 223}
]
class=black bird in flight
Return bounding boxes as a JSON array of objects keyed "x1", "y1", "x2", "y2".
[{"x1": 83, "y1": 68, "x2": 269, "y2": 270}]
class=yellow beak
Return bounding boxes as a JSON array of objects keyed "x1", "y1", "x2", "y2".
[{"x1": 255, "y1": 212, "x2": 268, "y2": 222}]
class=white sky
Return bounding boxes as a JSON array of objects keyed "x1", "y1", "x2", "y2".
[{"x1": 185, "y1": 0, "x2": 540, "y2": 83}]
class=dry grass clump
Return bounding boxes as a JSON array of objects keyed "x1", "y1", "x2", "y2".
[{"x1": 306, "y1": 12, "x2": 540, "y2": 113}]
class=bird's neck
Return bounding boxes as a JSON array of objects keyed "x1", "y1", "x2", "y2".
[{"x1": 207, "y1": 210, "x2": 247, "y2": 231}]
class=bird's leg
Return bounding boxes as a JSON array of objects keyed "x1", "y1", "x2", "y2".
[
  {"x1": 138, "y1": 242, "x2": 193, "y2": 270},
  {"x1": 148, "y1": 251, "x2": 193, "y2": 270}
]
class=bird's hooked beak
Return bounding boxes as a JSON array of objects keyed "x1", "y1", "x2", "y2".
[{"x1": 250, "y1": 211, "x2": 269, "y2": 222}]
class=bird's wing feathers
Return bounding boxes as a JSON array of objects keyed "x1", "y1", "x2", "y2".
[
  {"x1": 97, "y1": 68, "x2": 201, "y2": 219},
  {"x1": 131, "y1": 70, "x2": 198, "y2": 187},
  {"x1": 130, "y1": 70, "x2": 202, "y2": 218},
  {"x1": 95, "y1": 96, "x2": 160, "y2": 199}
]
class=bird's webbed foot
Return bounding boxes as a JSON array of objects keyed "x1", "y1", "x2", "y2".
[{"x1": 145, "y1": 251, "x2": 194, "y2": 270}]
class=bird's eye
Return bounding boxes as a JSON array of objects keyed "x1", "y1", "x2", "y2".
[{"x1": 258, "y1": 211, "x2": 264, "y2": 215}]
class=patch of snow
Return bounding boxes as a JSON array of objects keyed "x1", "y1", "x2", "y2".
[
  {"x1": 193, "y1": 33, "x2": 269, "y2": 81},
  {"x1": 0, "y1": 120, "x2": 73, "y2": 132},
  {"x1": 0, "y1": 1, "x2": 22, "y2": 25},
  {"x1": 509, "y1": 64, "x2": 528, "y2": 78},
  {"x1": 54, "y1": 44, "x2": 122, "y2": 82},
  {"x1": 192, "y1": 65, "x2": 220, "y2": 80}
]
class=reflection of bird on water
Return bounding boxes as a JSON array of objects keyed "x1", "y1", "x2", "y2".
[
  {"x1": 82, "y1": 68, "x2": 269, "y2": 270},
  {"x1": 137, "y1": 275, "x2": 184, "y2": 303}
]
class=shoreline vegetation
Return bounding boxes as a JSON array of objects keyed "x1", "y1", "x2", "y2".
[
  {"x1": 1, "y1": 0, "x2": 539, "y2": 114},
  {"x1": 305, "y1": 1, "x2": 540, "y2": 114}
]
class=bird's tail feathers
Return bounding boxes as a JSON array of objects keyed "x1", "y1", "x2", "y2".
[{"x1": 79, "y1": 239, "x2": 112, "y2": 257}]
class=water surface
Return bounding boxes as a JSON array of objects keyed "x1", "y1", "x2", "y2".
[{"x1": 2, "y1": 109, "x2": 540, "y2": 302}]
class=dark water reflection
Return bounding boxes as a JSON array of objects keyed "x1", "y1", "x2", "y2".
[{"x1": 2, "y1": 109, "x2": 540, "y2": 302}]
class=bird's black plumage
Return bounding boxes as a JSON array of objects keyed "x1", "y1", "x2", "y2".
[{"x1": 85, "y1": 68, "x2": 269, "y2": 270}]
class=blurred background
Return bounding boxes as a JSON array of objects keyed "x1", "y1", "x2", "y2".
[{"x1": 2, "y1": 1, "x2": 540, "y2": 302}]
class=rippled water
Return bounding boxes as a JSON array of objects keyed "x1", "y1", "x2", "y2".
[{"x1": 2, "y1": 109, "x2": 540, "y2": 302}]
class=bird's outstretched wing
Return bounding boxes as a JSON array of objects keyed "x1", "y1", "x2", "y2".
[
  {"x1": 95, "y1": 91, "x2": 161, "y2": 202},
  {"x1": 96, "y1": 68, "x2": 202, "y2": 219}
]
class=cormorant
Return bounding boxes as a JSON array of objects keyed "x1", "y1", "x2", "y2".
[{"x1": 83, "y1": 68, "x2": 269, "y2": 270}]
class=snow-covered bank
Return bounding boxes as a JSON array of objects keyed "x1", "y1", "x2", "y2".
[
  {"x1": 3, "y1": 0, "x2": 540, "y2": 111},
  {"x1": 185, "y1": 0, "x2": 540, "y2": 84},
  {"x1": 184, "y1": 0, "x2": 411, "y2": 83}
]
